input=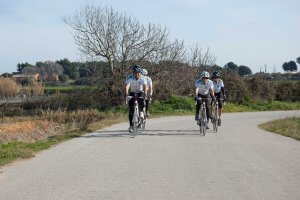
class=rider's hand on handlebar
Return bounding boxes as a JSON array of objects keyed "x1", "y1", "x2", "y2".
[
  {"x1": 194, "y1": 96, "x2": 198, "y2": 101},
  {"x1": 223, "y1": 95, "x2": 227, "y2": 101}
]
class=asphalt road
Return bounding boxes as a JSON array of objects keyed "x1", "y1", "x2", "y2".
[{"x1": 0, "y1": 111, "x2": 299, "y2": 200}]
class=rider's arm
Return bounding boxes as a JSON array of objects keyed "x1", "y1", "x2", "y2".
[
  {"x1": 210, "y1": 88, "x2": 215, "y2": 98},
  {"x1": 143, "y1": 83, "x2": 147, "y2": 97},
  {"x1": 195, "y1": 88, "x2": 199, "y2": 97},
  {"x1": 149, "y1": 82, "x2": 153, "y2": 96},
  {"x1": 221, "y1": 87, "x2": 225, "y2": 96},
  {"x1": 125, "y1": 83, "x2": 130, "y2": 96}
]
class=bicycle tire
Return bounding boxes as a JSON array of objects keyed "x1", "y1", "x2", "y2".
[
  {"x1": 213, "y1": 103, "x2": 218, "y2": 133},
  {"x1": 132, "y1": 107, "x2": 139, "y2": 137},
  {"x1": 202, "y1": 106, "x2": 207, "y2": 136}
]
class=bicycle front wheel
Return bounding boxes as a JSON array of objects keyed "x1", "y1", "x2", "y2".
[
  {"x1": 132, "y1": 109, "x2": 139, "y2": 137},
  {"x1": 213, "y1": 105, "x2": 218, "y2": 133}
]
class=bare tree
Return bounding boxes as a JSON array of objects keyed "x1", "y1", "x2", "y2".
[
  {"x1": 40, "y1": 61, "x2": 64, "y2": 75},
  {"x1": 64, "y1": 4, "x2": 173, "y2": 77},
  {"x1": 187, "y1": 43, "x2": 216, "y2": 67},
  {"x1": 63, "y1": 4, "x2": 217, "y2": 103}
]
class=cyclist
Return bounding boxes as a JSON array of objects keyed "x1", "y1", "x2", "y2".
[
  {"x1": 211, "y1": 71, "x2": 226, "y2": 126},
  {"x1": 141, "y1": 68, "x2": 153, "y2": 117},
  {"x1": 125, "y1": 65, "x2": 147, "y2": 133},
  {"x1": 194, "y1": 71, "x2": 216, "y2": 129}
]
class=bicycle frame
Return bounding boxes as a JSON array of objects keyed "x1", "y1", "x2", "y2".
[
  {"x1": 196, "y1": 97, "x2": 208, "y2": 136},
  {"x1": 212, "y1": 98, "x2": 224, "y2": 133},
  {"x1": 127, "y1": 96, "x2": 146, "y2": 137},
  {"x1": 212, "y1": 101, "x2": 219, "y2": 133}
]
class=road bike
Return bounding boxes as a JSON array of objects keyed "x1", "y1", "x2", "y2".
[
  {"x1": 196, "y1": 97, "x2": 209, "y2": 136},
  {"x1": 211, "y1": 98, "x2": 225, "y2": 133},
  {"x1": 127, "y1": 96, "x2": 146, "y2": 138}
]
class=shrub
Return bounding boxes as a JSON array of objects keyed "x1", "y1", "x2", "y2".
[
  {"x1": 21, "y1": 80, "x2": 44, "y2": 96},
  {"x1": 0, "y1": 78, "x2": 21, "y2": 97},
  {"x1": 245, "y1": 77, "x2": 276, "y2": 101},
  {"x1": 275, "y1": 81, "x2": 298, "y2": 102},
  {"x1": 221, "y1": 71, "x2": 251, "y2": 103}
]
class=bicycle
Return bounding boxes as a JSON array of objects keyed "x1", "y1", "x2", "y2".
[
  {"x1": 195, "y1": 97, "x2": 209, "y2": 136},
  {"x1": 127, "y1": 96, "x2": 146, "y2": 138},
  {"x1": 211, "y1": 98, "x2": 225, "y2": 133}
]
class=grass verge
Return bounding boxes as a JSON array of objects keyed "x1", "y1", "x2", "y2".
[
  {"x1": 0, "y1": 112, "x2": 126, "y2": 166},
  {"x1": 259, "y1": 117, "x2": 300, "y2": 140}
]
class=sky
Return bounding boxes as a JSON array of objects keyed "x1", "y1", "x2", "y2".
[{"x1": 0, "y1": 0, "x2": 299, "y2": 74}]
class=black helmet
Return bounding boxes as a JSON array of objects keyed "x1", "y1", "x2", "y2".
[
  {"x1": 132, "y1": 65, "x2": 141, "y2": 72},
  {"x1": 212, "y1": 71, "x2": 220, "y2": 78}
]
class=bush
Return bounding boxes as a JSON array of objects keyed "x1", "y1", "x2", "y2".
[
  {"x1": 245, "y1": 77, "x2": 276, "y2": 101},
  {"x1": 275, "y1": 81, "x2": 298, "y2": 102},
  {"x1": 222, "y1": 72, "x2": 251, "y2": 103},
  {"x1": 0, "y1": 78, "x2": 21, "y2": 97},
  {"x1": 58, "y1": 74, "x2": 69, "y2": 83},
  {"x1": 21, "y1": 80, "x2": 44, "y2": 96}
]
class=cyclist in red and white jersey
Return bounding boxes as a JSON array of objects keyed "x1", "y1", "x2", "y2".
[
  {"x1": 125, "y1": 65, "x2": 147, "y2": 132},
  {"x1": 141, "y1": 69, "x2": 153, "y2": 117},
  {"x1": 194, "y1": 71, "x2": 216, "y2": 129},
  {"x1": 211, "y1": 71, "x2": 226, "y2": 126}
]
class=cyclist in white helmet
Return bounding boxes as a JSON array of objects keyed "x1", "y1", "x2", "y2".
[
  {"x1": 211, "y1": 71, "x2": 226, "y2": 126},
  {"x1": 125, "y1": 65, "x2": 147, "y2": 133},
  {"x1": 141, "y1": 68, "x2": 153, "y2": 117},
  {"x1": 194, "y1": 71, "x2": 216, "y2": 129}
]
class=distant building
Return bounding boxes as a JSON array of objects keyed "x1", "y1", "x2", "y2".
[
  {"x1": 12, "y1": 73, "x2": 40, "y2": 82},
  {"x1": 39, "y1": 73, "x2": 59, "y2": 82}
]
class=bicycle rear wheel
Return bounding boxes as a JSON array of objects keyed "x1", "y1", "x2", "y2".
[
  {"x1": 213, "y1": 104, "x2": 218, "y2": 133},
  {"x1": 132, "y1": 109, "x2": 138, "y2": 137},
  {"x1": 201, "y1": 108, "x2": 207, "y2": 136}
]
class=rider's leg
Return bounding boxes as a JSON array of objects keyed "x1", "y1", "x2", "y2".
[
  {"x1": 195, "y1": 98, "x2": 201, "y2": 120},
  {"x1": 128, "y1": 99, "x2": 134, "y2": 127},
  {"x1": 205, "y1": 98, "x2": 210, "y2": 121},
  {"x1": 138, "y1": 98, "x2": 145, "y2": 114},
  {"x1": 218, "y1": 98, "x2": 222, "y2": 118},
  {"x1": 218, "y1": 97, "x2": 223, "y2": 126},
  {"x1": 145, "y1": 99, "x2": 149, "y2": 116}
]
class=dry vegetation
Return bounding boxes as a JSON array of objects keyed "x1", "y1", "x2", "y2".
[
  {"x1": 22, "y1": 80, "x2": 44, "y2": 96},
  {"x1": 0, "y1": 78, "x2": 21, "y2": 97},
  {"x1": 0, "y1": 109, "x2": 123, "y2": 144},
  {"x1": 0, "y1": 78, "x2": 44, "y2": 97}
]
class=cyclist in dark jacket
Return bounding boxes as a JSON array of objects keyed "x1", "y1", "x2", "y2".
[{"x1": 211, "y1": 71, "x2": 226, "y2": 126}]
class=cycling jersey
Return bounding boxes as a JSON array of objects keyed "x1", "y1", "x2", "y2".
[
  {"x1": 125, "y1": 75, "x2": 146, "y2": 93},
  {"x1": 142, "y1": 75, "x2": 152, "y2": 87},
  {"x1": 195, "y1": 79, "x2": 213, "y2": 95},
  {"x1": 212, "y1": 79, "x2": 224, "y2": 93}
]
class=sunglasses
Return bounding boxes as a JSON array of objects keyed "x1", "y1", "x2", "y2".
[{"x1": 202, "y1": 77, "x2": 209, "y2": 79}]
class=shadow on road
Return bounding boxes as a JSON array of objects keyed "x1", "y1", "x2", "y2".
[{"x1": 79, "y1": 129, "x2": 210, "y2": 138}]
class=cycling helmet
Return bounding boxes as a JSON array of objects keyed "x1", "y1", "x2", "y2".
[
  {"x1": 212, "y1": 71, "x2": 220, "y2": 78},
  {"x1": 141, "y1": 69, "x2": 148, "y2": 76},
  {"x1": 200, "y1": 71, "x2": 210, "y2": 78},
  {"x1": 132, "y1": 65, "x2": 141, "y2": 73}
]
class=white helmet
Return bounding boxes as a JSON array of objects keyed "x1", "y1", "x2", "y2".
[
  {"x1": 200, "y1": 71, "x2": 210, "y2": 78},
  {"x1": 141, "y1": 69, "x2": 148, "y2": 76}
]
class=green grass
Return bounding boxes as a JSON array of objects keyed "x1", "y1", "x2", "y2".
[
  {"x1": 259, "y1": 117, "x2": 300, "y2": 140},
  {"x1": 0, "y1": 132, "x2": 82, "y2": 166},
  {"x1": 150, "y1": 95, "x2": 300, "y2": 114}
]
